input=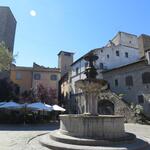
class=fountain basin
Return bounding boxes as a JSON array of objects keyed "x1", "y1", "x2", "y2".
[{"x1": 60, "y1": 114, "x2": 126, "y2": 139}]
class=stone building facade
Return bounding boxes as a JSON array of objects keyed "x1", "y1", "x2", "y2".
[
  {"x1": 70, "y1": 32, "x2": 140, "y2": 95},
  {"x1": 10, "y1": 63, "x2": 60, "y2": 103},
  {"x1": 0, "y1": 6, "x2": 17, "y2": 79},
  {"x1": 10, "y1": 65, "x2": 32, "y2": 93},
  {"x1": 102, "y1": 58, "x2": 150, "y2": 117},
  {"x1": 59, "y1": 31, "x2": 150, "y2": 117},
  {"x1": 0, "y1": 6, "x2": 16, "y2": 52},
  {"x1": 138, "y1": 34, "x2": 150, "y2": 57},
  {"x1": 58, "y1": 73, "x2": 72, "y2": 112}
]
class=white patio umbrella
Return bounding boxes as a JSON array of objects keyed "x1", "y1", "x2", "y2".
[
  {"x1": 0, "y1": 102, "x2": 7, "y2": 106},
  {"x1": 45, "y1": 104, "x2": 53, "y2": 109},
  {"x1": 27, "y1": 102, "x2": 53, "y2": 111},
  {"x1": 0, "y1": 101, "x2": 22, "y2": 109},
  {"x1": 52, "y1": 105, "x2": 66, "y2": 112}
]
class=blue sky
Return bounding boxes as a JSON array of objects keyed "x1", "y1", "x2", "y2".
[{"x1": 0, "y1": 0, "x2": 150, "y2": 67}]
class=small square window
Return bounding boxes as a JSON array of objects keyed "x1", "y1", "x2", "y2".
[
  {"x1": 142, "y1": 72, "x2": 150, "y2": 84},
  {"x1": 76, "y1": 67, "x2": 79, "y2": 75},
  {"x1": 125, "y1": 52, "x2": 128, "y2": 58},
  {"x1": 101, "y1": 49, "x2": 103, "y2": 53},
  {"x1": 107, "y1": 54, "x2": 109, "y2": 58},
  {"x1": 99, "y1": 63, "x2": 103, "y2": 69},
  {"x1": 85, "y1": 62, "x2": 88, "y2": 68},
  {"x1": 34, "y1": 73, "x2": 41, "y2": 80},
  {"x1": 116, "y1": 51, "x2": 119, "y2": 56},
  {"x1": 16, "y1": 72, "x2": 21, "y2": 80},
  {"x1": 125, "y1": 76, "x2": 133, "y2": 86},
  {"x1": 64, "y1": 65, "x2": 67, "y2": 70},
  {"x1": 138, "y1": 95, "x2": 144, "y2": 104},
  {"x1": 51, "y1": 74, "x2": 57, "y2": 80}
]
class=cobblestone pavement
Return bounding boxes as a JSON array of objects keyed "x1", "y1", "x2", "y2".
[
  {"x1": 0, "y1": 123, "x2": 149, "y2": 150},
  {"x1": 0, "y1": 122, "x2": 59, "y2": 150},
  {"x1": 125, "y1": 123, "x2": 150, "y2": 143}
]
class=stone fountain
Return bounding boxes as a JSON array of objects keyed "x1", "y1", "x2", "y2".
[{"x1": 40, "y1": 52, "x2": 149, "y2": 150}]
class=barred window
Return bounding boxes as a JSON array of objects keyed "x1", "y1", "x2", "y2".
[
  {"x1": 125, "y1": 76, "x2": 133, "y2": 86},
  {"x1": 142, "y1": 72, "x2": 150, "y2": 84}
]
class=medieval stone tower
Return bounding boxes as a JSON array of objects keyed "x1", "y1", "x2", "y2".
[
  {"x1": 58, "y1": 51, "x2": 74, "y2": 77},
  {"x1": 0, "y1": 6, "x2": 17, "y2": 53}
]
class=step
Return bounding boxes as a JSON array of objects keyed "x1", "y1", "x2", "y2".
[
  {"x1": 39, "y1": 133, "x2": 150, "y2": 150},
  {"x1": 50, "y1": 130, "x2": 136, "y2": 146}
]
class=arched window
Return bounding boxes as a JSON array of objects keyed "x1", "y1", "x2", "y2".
[
  {"x1": 142, "y1": 72, "x2": 150, "y2": 84},
  {"x1": 125, "y1": 76, "x2": 133, "y2": 86}
]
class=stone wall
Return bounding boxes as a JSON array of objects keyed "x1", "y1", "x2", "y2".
[
  {"x1": 0, "y1": 7, "x2": 16, "y2": 52},
  {"x1": 60, "y1": 114, "x2": 125, "y2": 139},
  {"x1": 98, "y1": 90, "x2": 135, "y2": 122},
  {"x1": 75, "y1": 90, "x2": 135, "y2": 122},
  {"x1": 138, "y1": 34, "x2": 150, "y2": 57},
  {"x1": 103, "y1": 60, "x2": 150, "y2": 117}
]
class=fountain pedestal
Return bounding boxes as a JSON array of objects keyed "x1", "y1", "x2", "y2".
[{"x1": 75, "y1": 79, "x2": 107, "y2": 115}]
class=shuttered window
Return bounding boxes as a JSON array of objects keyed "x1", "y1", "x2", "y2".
[
  {"x1": 125, "y1": 76, "x2": 133, "y2": 86},
  {"x1": 138, "y1": 95, "x2": 144, "y2": 104},
  {"x1": 142, "y1": 72, "x2": 150, "y2": 84}
]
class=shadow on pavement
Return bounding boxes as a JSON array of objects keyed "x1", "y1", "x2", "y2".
[{"x1": 0, "y1": 121, "x2": 59, "y2": 131}]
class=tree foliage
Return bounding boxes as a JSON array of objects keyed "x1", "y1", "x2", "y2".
[
  {"x1": 20, "y1": 84, "x2": 57, "y2": 104},
  {"x1": 0, "y1": 78, "x2": 20, "y2": 102},
  {"x1": 0, "y1": 42, "x2": 13, "y2": 71},
  {"x1": 21, "y1": 88, "x2": 36, "y2": 103},
  {"x1": 36, "y1": 84, "x2": 57, "y2": 104}
]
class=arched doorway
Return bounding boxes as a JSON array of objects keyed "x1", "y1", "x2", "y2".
[{"x1": 98, "y1": 100, "x2": 114, "y2": 115}]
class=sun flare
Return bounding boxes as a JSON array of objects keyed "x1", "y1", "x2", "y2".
[{"x1": 30, "y1": 10, "x2": 37, "y2": 17}]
